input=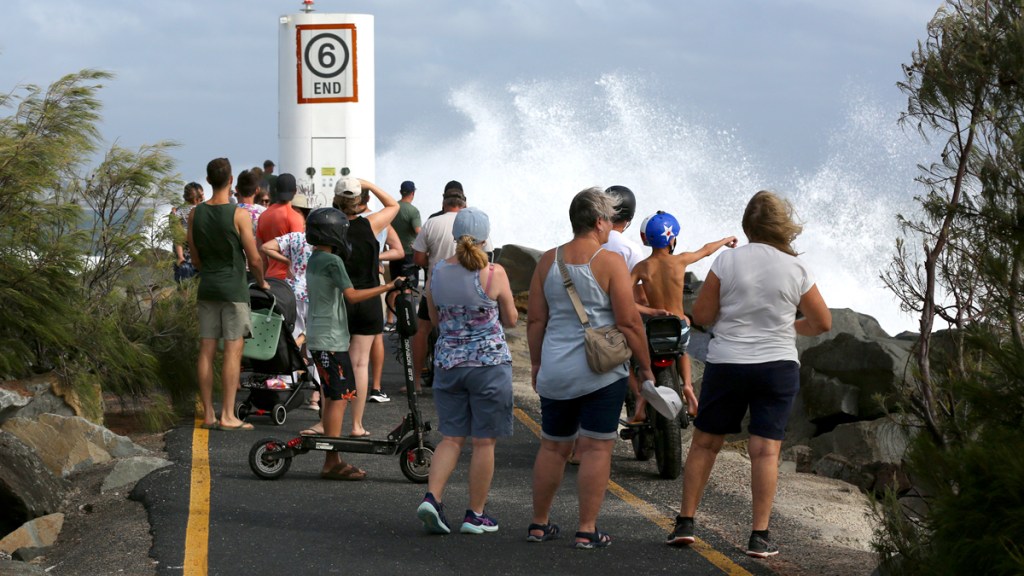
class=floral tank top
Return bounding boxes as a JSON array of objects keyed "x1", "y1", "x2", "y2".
[{"x1": 429, "y1": 260, "x2": 511, "y2": 369}]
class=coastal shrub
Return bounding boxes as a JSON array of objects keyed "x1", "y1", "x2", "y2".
[{"x1": 876, "y1": 1, "x2": 1024, "y2": 573}]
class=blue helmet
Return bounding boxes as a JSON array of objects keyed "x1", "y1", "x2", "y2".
[{"x1": 640, "y1": 211, "x2": 680, "y2": 249}]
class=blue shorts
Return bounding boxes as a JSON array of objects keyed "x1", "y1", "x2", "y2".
[
  {"x1": 693, "y1": 360, "x2": 799, "y2": 441},
  {"x1": 539, "y1": 378, "x2": 628, "y2": 441},
  {"x1": 310, "y1": 350, "x2": 355, "y2": 401},
  {"x1": 433, "y1": 364, "x2": 514, "y2": 438}
]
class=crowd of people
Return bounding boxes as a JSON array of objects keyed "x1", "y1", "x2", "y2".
[{"x1": 172, "y1": 158, "x2": 831, "y2": 557}]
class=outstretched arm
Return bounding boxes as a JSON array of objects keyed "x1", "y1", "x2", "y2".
[{"x1": 680, "y1": 236, "x2": 738, "y2": 266}]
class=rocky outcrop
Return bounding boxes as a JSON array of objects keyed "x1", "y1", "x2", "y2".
[
  {"x1": 0, "y1": 514, "x2": 64, "y2": 555},
  {"x1": 1, "y1": 414, "x2": 149, "y2": 478},
  {"x1": 0, "y1": 432, "x2": 68, "y2": 536},
  {"x1": 809, "y1": 419, "x2": 915, "y2": 493},
  {"x1": 101, "y1": 456, "x2": 172, "y2": 493},
  {"x1": 0, "y1": 373, "x2": 101, "y2": 425},
  {"x1": 496, "y1": 244, "x2": 543, "y2": 293}
]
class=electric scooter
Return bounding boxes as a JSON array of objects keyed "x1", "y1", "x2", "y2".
[
  {"x1": 619, "y1": 314, "x2": 690, "y2": 480},
  {"x1": 247, "y1": 279, "x2": 436, "y2": 483}
]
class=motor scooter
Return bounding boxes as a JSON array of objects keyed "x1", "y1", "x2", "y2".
[
  {"x1": 247, "y1": 278, "x2": 436, "y2": 483},
  {"x1": 619, "y1": 314, "x2": 690, "y2": 479}
]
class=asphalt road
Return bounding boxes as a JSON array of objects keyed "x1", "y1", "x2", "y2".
[{"x1": 132, "y1": 331, "x2": 777, "y2": 576}]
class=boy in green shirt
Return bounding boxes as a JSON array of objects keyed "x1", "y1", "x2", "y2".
[{"x1": 305, "y1": 207, "x2": 403, "y2": 480}]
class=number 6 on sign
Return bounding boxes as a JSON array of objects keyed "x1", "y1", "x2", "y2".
[{"x1": 296, "y1": 24, "x2": 358, "y2": 103}]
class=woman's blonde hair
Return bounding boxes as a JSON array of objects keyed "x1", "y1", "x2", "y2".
[
  {"x1": 334, "y1": 194, "x2": 366, "y2": 216},
  {"x1": 455, "y1": 235, "x2": 489, "y2": 271},
  {"x1": 742, "y1": 190, "x2": 803, "y2": 256}
]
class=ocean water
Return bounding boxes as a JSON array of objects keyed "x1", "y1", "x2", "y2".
[{"x1": 377, "y1": 74, "x2": 932, "y2": 335}]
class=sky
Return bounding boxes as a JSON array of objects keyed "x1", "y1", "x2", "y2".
[
  {"x1": 1, "y1": 0, "x2": 945, "y2": 333},
  {"x1": 0, "y1": 0, "x2": 939, "y2": 180}
]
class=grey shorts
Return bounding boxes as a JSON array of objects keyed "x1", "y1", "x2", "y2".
[
  {"x1": 198, "y1": 300, "x2": 251, "y2": 340},
  {"x1": 433, "y1": 364, "x2": 514, "y2": 439}
]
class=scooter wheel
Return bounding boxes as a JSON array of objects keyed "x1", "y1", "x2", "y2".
[
  {"x1": 249, "y1": 437, "x2": 291, "y2": 480},
  {"x1": 272, "y1": 404, "x2": 287, "y2": 426},
  {"x1": 398, "y1": 440, "x2": 435, "y2": 484}
]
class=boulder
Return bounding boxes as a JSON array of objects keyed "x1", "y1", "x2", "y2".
[
  {"x1": 101, "y1": 456, "x2": 172, "y2": 493},
  {"x1": 0, "y1": 559, "x2": 49, "y2": 575},
  {"x1": 810, "y1": 418, "x2": 914, "y2": 492},
  {"x1": 800, "y1": 366, "x2": 861, "y2": 431},
  {"x1": 796, "y1": 308, "x2": 891, "y2": 355},
  {"x1": 0, "y1": 513, "x2": 63, "y2": 555},
  {"x1": 496, "y1": 244, "x2": 543, "y2": 293},
  {"x1": 0, "y1": 432, "x2": 67, "y2": 536},
  {"x1": 801, "y1": 333, "x2": 914, "y2": 418},
  {"x1": 1, "y1": 415, "x2": 148, "y2": 478},
  {"x1": 0, "y1": 372, "x2": 101, "y2": 425}
]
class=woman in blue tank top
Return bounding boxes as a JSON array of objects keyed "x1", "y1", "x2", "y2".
[{"x1": 526, "y1": 188, "x2": 655, "y2": 549}]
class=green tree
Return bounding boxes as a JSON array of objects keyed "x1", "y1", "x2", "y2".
[
  {"x1": 0, "y1": 68, "x2": 190, "y2": 424},
  {"x1": 877, "y1": 1, "x2": 1024, "y2": 573}
]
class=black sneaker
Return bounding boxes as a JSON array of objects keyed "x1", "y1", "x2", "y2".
[
  {"x1": 745, "y1": 531, "x2": 779, "y2": 558},
  {"x1": 368, "y1": 389, "x2": 391, "y2": 403},
  {"x1": 666, "y1": 516, "x2": 695, "y2": 546}
]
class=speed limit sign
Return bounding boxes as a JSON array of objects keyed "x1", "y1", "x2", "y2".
[{"x1": 296, "y1": 24, "x2": 358, "y2": 104}]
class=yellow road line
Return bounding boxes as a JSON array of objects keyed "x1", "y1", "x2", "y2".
[
  {"x1": 184, "y1": 418, "x2": 210, "y2": 576},
  {"x1": 513, "y1": 407, "x2": 751, "y2": 576}
]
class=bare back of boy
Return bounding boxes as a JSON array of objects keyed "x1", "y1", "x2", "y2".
[{"x1": 633, "y1": 253, "x2": 688, "y2": 319}]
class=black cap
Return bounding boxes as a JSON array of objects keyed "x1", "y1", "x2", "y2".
[{"x1": 276, "y1": 173, "x2": 297, "y2": 202}]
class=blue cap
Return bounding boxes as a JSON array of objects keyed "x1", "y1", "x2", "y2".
[{"x1": 452, "y1": 207, "x2": 490, "y2": 243}]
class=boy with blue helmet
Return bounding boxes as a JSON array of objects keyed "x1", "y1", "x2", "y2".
[{"x1": 630, "y1": 210, "x2": 738, "y2": 422}]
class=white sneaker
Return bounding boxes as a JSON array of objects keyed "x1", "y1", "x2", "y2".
[{"x1": 368, "y1": 390, "x2": 391, "y2": 403}]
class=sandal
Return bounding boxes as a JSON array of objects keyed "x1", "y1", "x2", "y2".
[
  {"x1": 526, "y1": 522, "x2": 560, "y2": 542},
  {"x1": 320, "y1": 463, "x2": 366, "y2": 481},
  {"x1": 574, "y1": 530, "x2": 611, "y2": 549}
]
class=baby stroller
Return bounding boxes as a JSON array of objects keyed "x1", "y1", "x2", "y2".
[{"x1": 236, "y1": 278, "x2": 317, "y2": 426}]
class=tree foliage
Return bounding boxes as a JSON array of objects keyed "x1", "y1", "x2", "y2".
[
  {"x1": 878, "y1": 1, "x2": 1024, "y2": 573},
  {"x1": 0, "y1": 68, "x2": 192, "y2": 419}
]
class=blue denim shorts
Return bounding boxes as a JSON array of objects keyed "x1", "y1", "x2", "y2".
[
  {"x1": 693, "y1": 360, "x2": 799, "y2": 441},
  {"x1": 539, "y1": 377, "x2": 628, "y2": 441},
  {"x1": 433, "y1": 364, "x2": 514, "y2": 439}
]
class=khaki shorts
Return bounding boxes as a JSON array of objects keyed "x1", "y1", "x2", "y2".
[{"x1": 198, "y1": 300, "x2": 251, "y2": 340}]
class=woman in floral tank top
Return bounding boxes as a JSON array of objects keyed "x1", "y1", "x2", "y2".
[{"x1": 416, "y1": 207, "x2": 518, "y2": 536}]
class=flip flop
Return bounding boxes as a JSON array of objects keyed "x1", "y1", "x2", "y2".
[
  {"x1": 320, "y1": 463, "x2": 366, "y2": 481},
  {"x1": 199, "y1": 422, "x2": 218, "y2": 430},
  {"x1": 300, "y1": 428, "x2": 323, "y2": 436},
  {"x1": 347, "y1": 431, "x2": 371, "y2": 438},
  {"x1": 216, "y1": 422, "x2": 254, "y2": 431}
]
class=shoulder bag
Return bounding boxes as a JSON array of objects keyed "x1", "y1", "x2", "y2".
[{"x1": 556, "y1": 246, "x2": 631, "y2": 373}]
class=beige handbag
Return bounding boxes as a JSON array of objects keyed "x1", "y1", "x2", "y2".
[{"x1": 556, "y1": 247, "x2": 632, "y2": 373}]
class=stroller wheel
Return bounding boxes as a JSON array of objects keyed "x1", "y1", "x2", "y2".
[
  {"x1": 236, "y1": 403, "x2": 250, "y2": 422},
  {"x1": 249, "y1": 437, "x2": 292, "y2": 480},
  {"x1": 272, "y1": 404, "x2": 287, "y2": 426}
]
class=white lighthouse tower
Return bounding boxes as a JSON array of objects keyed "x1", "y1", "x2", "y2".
[{"x1": 278, "y1": 0, "x2": 375, "y2": 208}]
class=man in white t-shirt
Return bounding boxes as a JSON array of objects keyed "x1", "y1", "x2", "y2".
[
  {"x1": 410, "y1": 181, "x2": 492, "y2": 391},
  {"x1": 603, "y1": 185, "x2": 646, "y2": 273}
]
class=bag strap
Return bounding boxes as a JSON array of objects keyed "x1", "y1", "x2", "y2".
[
  {"x1": 556, "y1": 246, "x2": 592, "y2": 329},
  {"x1": 249, "y1": 282, "x2": 277, "y2": 321}
]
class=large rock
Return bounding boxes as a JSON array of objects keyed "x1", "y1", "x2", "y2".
[
  {"x1": 810, "y1": 418, "x2": 914, "y2": 492},
  {"x1": 0, "y1": 372, "x2": 101, "y2": 425},
  {"x1": 0, "y1": 513, "x2": 64, "y2": 555},
  {"x1": 0, "y1": 432, "x2": 67, "y2": 536},
  {"x1": 496, "y1": 244, "x2": 543, "y2": 293},
  {"x1": 1, "y1": 414, "x2": 148, "y2": 478},
  {"x1": 800, "y1": 366, "x2": 861, "y2": 428},
  {"x1": 796, "y1": 308, "x2": 890, "y2": 355},
  {"x1": 0, "y1": 559, "x2": 49, "y2": 575},
  {"x1": 101, "y1": 456, "x2": 172, "y2": 493},
  {"x1": 801, "y1": 333, "x2": 913, "y2": 418}
]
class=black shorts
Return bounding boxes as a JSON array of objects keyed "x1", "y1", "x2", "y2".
[
  {"x1": 417, "y1": 294, "x2": 431, "y2": 322},
  {"x1": 692, "y1": 360, "x2": 799, "y2": 441},
  {"x1": 345, "y1": 297, "x2": 384, "y2": 335},
  {"x1": 310, "y1": 350, "x2": 356, "y2": 401},
  {"x1": 388, "y1": 255, "x2": 419, "y2": 286}
]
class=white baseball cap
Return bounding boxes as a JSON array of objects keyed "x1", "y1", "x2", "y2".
[{"x1": 641, "y1": 380, "x2": 683, "y2": 419}]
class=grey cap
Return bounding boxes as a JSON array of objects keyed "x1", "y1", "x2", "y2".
[{"x1": 452, "y1": 207, "x2": 490, "y2": 243}]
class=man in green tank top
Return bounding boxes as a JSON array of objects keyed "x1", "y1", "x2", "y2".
[{"x1": 188, "y1": 157, "x2": 269, "y2": 430}]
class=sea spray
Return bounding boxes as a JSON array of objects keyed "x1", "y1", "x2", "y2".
[{"x1": 377, "y1": 74, "x2": 929, "y2": 334}]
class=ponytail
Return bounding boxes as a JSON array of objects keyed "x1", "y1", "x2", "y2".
[{"x1": 455, "y1": 235, "x2": 488, "y2": 271}]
